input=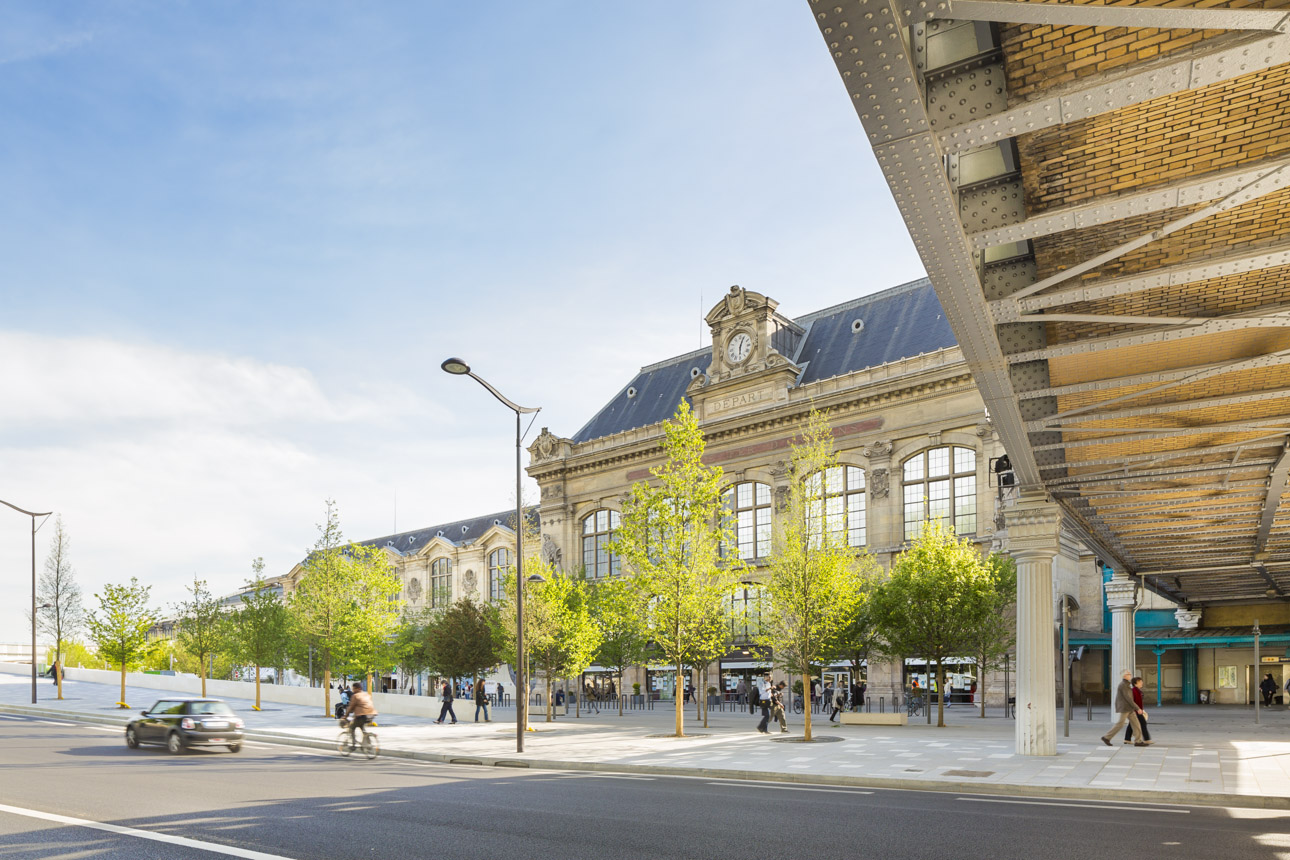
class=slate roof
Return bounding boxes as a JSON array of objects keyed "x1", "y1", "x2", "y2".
[
  {"x1": 357, "y1": 507, "x2": 538, "y2": 556},
  {"x1": 571, "y1": 278, "x2": 956, "y2": 444}
]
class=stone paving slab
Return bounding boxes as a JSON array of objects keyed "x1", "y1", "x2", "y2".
[{"x1": 5, "y1": 673, "x2": 1290, "y2": 808}]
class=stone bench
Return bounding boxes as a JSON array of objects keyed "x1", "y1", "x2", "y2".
[{"x1": 839, "y1": 711, "x2": 907, "y2": 726}]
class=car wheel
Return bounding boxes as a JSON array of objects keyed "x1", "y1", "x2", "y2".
[
  {"x1": 125, "y1": 727, "x2": 139, "y2": 749},
  {"x1": 227, "y1": 743, "x2": 241, "y2": 753},
  {"x1": 166, "y1": 732, "x2": 184, "y2": 755}
]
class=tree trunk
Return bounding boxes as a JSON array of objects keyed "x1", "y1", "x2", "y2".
[
  {"x1": 702, "y1": 665, "x2": 709, "y2": 729},
  {"x1": 804, "y1": 666, "x2": 813, "y2": 742},
  {"x1": 55, "y1": 642, "x2": 63, "y2": 700},
  {"x1": 545, "y1": 673, "x2": 553, "y2": 722},
  {"x1": 323, "y1": 664, "x2": 332, "y2": 717},
  {"x1": 200, "y1": 657, "x2": 207, "y2": 697},
  {"x1": 119, "y1": 663, "x2": 126, "y2": 707},
  {"x1": 936, "y1": 659, "x2": 946, "y2": 727},
  {"x1": 618, "y1": 670, "x2": 624, "y2": 717},
  {"x1": 674, "y1": 661, "x2": 684, "y2": 737},
  {"x1": 254, "y1": 665, "x2": 261, "y2": 710}
]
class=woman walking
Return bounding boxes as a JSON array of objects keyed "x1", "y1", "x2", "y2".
[{"x1": 1123, "y1": 676, "x2": 1153, "y2": 745}]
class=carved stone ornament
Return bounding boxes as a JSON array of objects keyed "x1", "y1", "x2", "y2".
[
  {"x1": 540, "y1": 483, "x2": 564, "y2": 501},
  {"x1": 463, "y1": 569, "x2": 478, "y2": 594},
  {"x1": 541, "y1": 533, "x2": 563, "y2": 570},
  {"x1": 1174, "y1": 608, "x2": 1202, "y2": 630},
  {"x1": 975, "y1": 421, "x2": 993, "y2": 439},
  {"x1": 768, "y1": 459, "x2": 791, "y2": 479},
  {"x1": 863, "y1": 439, "x2": 893, "y2": 459},
  {"x1": 1103, "y1": 575, "x2": 1138, "y2": 611},
  {"x1": 533, "y1": 427, "x2": 559, "y2": 462},
  {"x1": 407, "y1": 577, "x2": 423, "y2": 602},
  {"x1": 725, "y1": 285, "x2": 747, "y2": 317},
  {"x1": 869, "y1": 467, "x2": 889, "y2": 500},
  {"x1": 773, "y1": 485, "x2": 791, "y2": 512}
]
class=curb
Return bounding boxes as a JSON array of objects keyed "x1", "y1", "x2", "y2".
[{"x1": 4, "y1": 702, "x2": 1287, "y2": 811}]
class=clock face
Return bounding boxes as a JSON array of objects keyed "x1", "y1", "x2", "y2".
[{"x1": 726, "y1": 332, "x2": 752, "y2": 364}]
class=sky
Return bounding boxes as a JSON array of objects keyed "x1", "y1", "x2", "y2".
[{"x1": 0, "y1": 2, "x2": 924, "y2": 643}]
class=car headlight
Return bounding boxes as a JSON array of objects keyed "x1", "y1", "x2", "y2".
[{"x1": 180, "y1": 718, "x2": 194, "y2": 729}]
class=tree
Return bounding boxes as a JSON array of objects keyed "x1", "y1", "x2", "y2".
[
  {"x1": 333, "y1": 547, "x2": 404, "y2": 693},
  {"x1": 36, "y1": 516, "x2": 83, "y2": 700},
  {"x1": 758, "y1": 410, "x2": 876, "y2": 741},
  {"x1": 869, "y1": 519, "x2": 996, "y2": 727},
  {"x1": 422, "y1": 597, "x2": 502, "y2": 697},
  {"x1": 229, "y1": 558, "x2": 290, "y2": 711},
  {"x1": 174, "y1": 576, "x2": 227, "y2": 697},
  {"x1": 963, "y1": 553, "x2": 1017, "y2": 718},
  {"x1": 86, "y1": 578, "x2": 157, "y2": 708},
  {"x1": 826, "y1": 566, "x2": 885, "y2": 702},
  {"x1": 394, "y1": 609, "x2": 434, "y2": 694},
  {"x1": 612, "y1": 399, "x2": 744, "y2": 737},
  {"x1": 588, "y1": 575, "x2": 649, "y2": 717}
]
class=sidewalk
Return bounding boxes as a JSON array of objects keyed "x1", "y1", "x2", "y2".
[{"x1": 5, "y1": 673, "x2": 1290, "y2": 809}]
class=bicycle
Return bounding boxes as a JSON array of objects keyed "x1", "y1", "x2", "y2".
[
  {"x1": 336, "y1": 719, "x2": 380, "y2": 760},
  {"x1": 791, "y1": 695, "x2": 804, "y2": 715},
  {"x1": 907, "y1": 696, "x2": 924, "y2": 718}
]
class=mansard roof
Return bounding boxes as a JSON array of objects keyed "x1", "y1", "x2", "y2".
[
  {"x1": 358, "y1": 507, "x2": 538, "y2": 556},
  {"x1": 571, "y1": 277, "x2": 955, "y2": 444}
]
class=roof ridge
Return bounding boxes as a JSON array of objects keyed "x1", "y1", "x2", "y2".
[
  {"x1": 361, "y1": 506, "x2": 536, "y2": 546},
  {"x1": 639, "y1": 346, "x2": 712, "y2": 374}
]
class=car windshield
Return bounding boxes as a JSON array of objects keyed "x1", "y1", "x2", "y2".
[{"x1": 189, "y1": 701, "x2": 234, "y2": 716}]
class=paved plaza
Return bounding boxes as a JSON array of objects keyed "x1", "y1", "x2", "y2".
[{"x1": 5, "y1": 673, "x2": 1289, "y2": 808}]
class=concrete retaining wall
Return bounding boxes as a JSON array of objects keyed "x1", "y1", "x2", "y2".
[{"x1": 0, "y1": 662, "x2": 475, "y2": 719}]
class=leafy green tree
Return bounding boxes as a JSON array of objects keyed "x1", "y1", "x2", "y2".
[
  {"x1": 826, "y1": 567, "x2": 885, "y2": 701},
  {"x1": 86, "y1": 578, "x2": 157, "y2": 708},
  {"x1": 869, "y1": 519, "x2": 996, "y2": 727},
  {"x1": 758, "y1": 410, "x2": 876, "y2": 740},
  {"x1": 229, "y1": 559, "x2": 290, "y2": 710},
  {"x1": 612, "y1": 399, "x2": 744, "y2": 737},
  {"x1": 36, "y1": 516, "x2": 82, "y2": 700},
  {"x1": 963, "y1": 553, "x2": 1017, "y2": 718},
  {"x1": 288, "y1": 500, "x2": 360, "y2": 715},
  {"x1": 174, "y1": 576, "x2": 227, "y2": 697},
  {"x1": 422, "y1": 597, "x2": 502, "y2": 695},
  {"x1": 333, "y1": 547, "x2": 404, "y2": 693},
  {"x1": 589, "y1": 575, "x2": 649, "y2": 716},
  {"x1": 394, "y1": 609, "x2": 434, "y2": 694}
]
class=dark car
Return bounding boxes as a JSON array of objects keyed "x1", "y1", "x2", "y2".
[{"x1": 125, "y1": 698, "x2": 245, "y2": 754}]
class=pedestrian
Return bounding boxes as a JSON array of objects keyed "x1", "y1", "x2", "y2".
[
  {"x1": 1260, "y1": 673, "x2": 1277, "y2": 707},
  {"x1": 829, "y1": 684, "x2": 846, "y2": 723},
  {"x1": 772, "y1": 681, "x2": 789, "y2": 733},
  {"x1": 436, "y1": 681, "x2": 458, "y2": 724},
  {"x1": 607, "y1": 680, "x2": 615, "y2": 701},
  {"x1": 1101, "y1": 669, "x2": 1146, "y2": 747},
  {"x1": 750, "y1": 678, "x2": 761, "y2": 717},
  {"x1": 735, "y1": 678, "x2": 747, "y2": 707},
  {"x1": 49, "y1": 660, "x2": 60, "y2": 686},
  {"x1": 855, "y1": 680, "x2": 866, "y2": 711},
  {"x1": 1123, "y1": 677, "x2": 1153, "y2": 745},
  {"x1": 408, "y1": 682, "x2": 415, "y2": 695},
  {"x1": 475, "y1": 681, "x2": 491, "y2": 722},
  {"x1": 496, "y1": 681, "x2": 505, "y2": 707},
  {"x1": 945, "y1": 680, "x2": 954, "y2": 708},
  {"x1": 755, "y1": 674, "x2": 772, "y2": 733}
]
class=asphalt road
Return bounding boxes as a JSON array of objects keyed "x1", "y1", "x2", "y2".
[{"x1": 1, "y1": 713, "x2": 1288, "y2": 860}]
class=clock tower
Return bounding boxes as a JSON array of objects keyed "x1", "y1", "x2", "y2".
[{"x1": 689, "y1": 285, "x2": 802, "y2": 421}]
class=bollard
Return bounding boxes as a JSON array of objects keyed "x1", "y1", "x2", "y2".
[{"x1": 1086, "y1": 697, "x2": 1093, "y2": 721}]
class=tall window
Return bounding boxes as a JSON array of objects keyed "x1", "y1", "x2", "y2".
[
  {"x1": 488, "y1": 548, "x2": 512, "y2": 602},
  {"x1": 429, "y1": 558, "x2": 453, "y2": 608},
  {"x1": 722, "y1": 482, "x2": 772, "y2": 560},
  {"x1": 724, "y1": 583, "x2": 766, "y2": 641},
  {"x1": 804, "y1": 465, "x2": 866, "y2": 548},
  {"x1": 903, "y1": 446, "x2": 977, "y2": 540},
  {"x1": 582, "y1": 509, "x2": 621, "y2": 578}
]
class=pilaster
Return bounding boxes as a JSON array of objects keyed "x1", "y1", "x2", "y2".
[{"x1": 1003, "y1": 491, "x2": 1062, "y2": 756}]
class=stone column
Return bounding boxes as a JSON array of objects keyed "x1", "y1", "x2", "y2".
[
  {"x1": 1104, "y1": 573, "x2": 1138, "y2": 723},
  {"x1": 1003, "y1": 492, "x2": 1062, "y2": 756}
]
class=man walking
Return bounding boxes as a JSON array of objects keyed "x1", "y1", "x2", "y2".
[
  {"x1": 755, "y1": 674, "x2": 772, "y2": 733},
  {"x1": 772, "y1": 681, "x2": 789, "y2": 733},
  {"x1": 1101, "y1": 669, "x2": 1146, "y2": 747},
  {"x1": 474, "y1": 681, "x2": 491, "y2": 722},
  {"x1": 436, "y1": 681, "x2": 458, "y2": 724}
]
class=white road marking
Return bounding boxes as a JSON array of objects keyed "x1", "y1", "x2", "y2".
[
  {"x1": 0, "y1": 803, "x2": 300, "y2": 859},
  {"x1": 957, "y1": 797, "x2": 1189, "y2": 814},
  {"x1": 584, "y1": 775, "x2": 654, "y2": 781},
  {"x1": 708, "y1": 782, "x2": 873, "y2": 795}
]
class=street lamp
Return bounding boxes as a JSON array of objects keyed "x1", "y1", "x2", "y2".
[
  {"x1": 0, "y1": 500, "x2": 54, "y2": 705},
  {"x1": 441, "y1": 357, "x2": 540, "y2": 753}
]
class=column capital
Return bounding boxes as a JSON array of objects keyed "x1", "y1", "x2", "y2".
[
  {"x1": 1175, "y1": 607, "x2": 1202, "y2": 629},
  {"x1": 1002, "y1": 492, "x2": 1062, "y2": 559},
  {"x1": 1104, "y1": 574, "x2": 1138, "y2": 611}
]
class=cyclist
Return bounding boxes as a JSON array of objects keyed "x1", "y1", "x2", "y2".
[{"x1": 343, "y1": 682, "x2": 377, "y2": 747}]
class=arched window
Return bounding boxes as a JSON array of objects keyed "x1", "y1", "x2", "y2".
[
  {"x1": 903, "y1": 446, "x2": 977, "y2": 540},
  {"x1": 804, "y1": 465, "x2": 866, "y2": 549},
  {"x1": 722, "y1": 481, "x2": 772, "y2": 560},
  {"x1": 724, "y1": 583, "x2": 766, "y2": 641},
  {"x1": 582, "y1": 509, "x2": 621, "y2": 578},
  {"x1": 488, "y1": 548, "x2": 512, "y2": 602},
  {"x1": 429, "y1": 558, "x2": 452, "y2": 608}
]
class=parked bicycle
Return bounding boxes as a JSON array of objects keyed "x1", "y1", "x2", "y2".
[{"x1": 336, "y1": 718, "x2": 380, "y2": 760}]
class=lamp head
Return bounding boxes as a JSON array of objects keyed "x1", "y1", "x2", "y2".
[
  {"x1": 441, "y1": 357, "x2": 471, "y2": 375},
  {"x1": 526, "y1": 573, "x2": 547, "y2": 584}
]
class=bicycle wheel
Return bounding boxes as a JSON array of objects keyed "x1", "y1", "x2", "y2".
[
  {"x1": 361, "y1": 732, "x2": 379, "y2": 759},
  {"x1": 336, "y1": 731, "x2": 353, "y2": 757}
]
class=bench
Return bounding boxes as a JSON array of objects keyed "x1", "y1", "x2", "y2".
[{"x1": 839, "y1": 711, "x2": 908, "y2": 726}]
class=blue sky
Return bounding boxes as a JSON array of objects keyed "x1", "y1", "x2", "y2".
[{"x1": 0, "y1": 2, "x2": 924, "y2": 641}]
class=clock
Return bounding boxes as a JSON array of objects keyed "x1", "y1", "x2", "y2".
[{"x1": 726, "y1": 332, "x2": 752, "y2": 365}]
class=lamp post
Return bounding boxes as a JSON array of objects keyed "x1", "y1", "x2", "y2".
[
  {"x1": 0, "y1": 499, "x2": 54, "y2": 705},
  {"x1": 441, "y1": 358, "x2": 540, "y2": 753}
]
